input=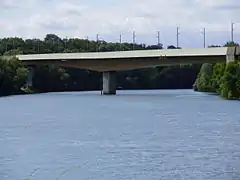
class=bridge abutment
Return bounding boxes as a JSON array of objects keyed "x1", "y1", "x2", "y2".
[
  {"x1": 102, "y1": 71, "x2": 116, "y2": 95},
  {"x1": 26, "y1": 66, "x2": 35, "y2": 87}
]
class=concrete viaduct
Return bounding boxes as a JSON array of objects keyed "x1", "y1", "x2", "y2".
[{"x1": 15, "y1": 46, "x2": 240, "y2": 95}]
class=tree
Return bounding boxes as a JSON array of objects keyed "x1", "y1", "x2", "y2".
[
  {"x1": 193, "y1": 63, "x2": 214, "y2": 92},
  {"x1": 224, "y1": 41, "x2": 239, "y2": 47},
  {"x1": 210, "y1": 63, "x2": 226, "y2": 92},
  {"x1": 3, "y1": 48, "x2": 23, "y2": 56},
  {"x1": 220, "y1": 61, "x2": 240, "y2": 99},
  {"x1": 0, "y1": 57, "x2": 27, "y2": 96}
]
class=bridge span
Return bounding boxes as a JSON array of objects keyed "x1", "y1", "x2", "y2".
[{"x1": 15, "y1": 46, "x2": 240, "y2": 95}]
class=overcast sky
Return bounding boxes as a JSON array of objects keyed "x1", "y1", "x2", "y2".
[{"x1": 0, "y1": 0, "x2": 239, "y2": 48}]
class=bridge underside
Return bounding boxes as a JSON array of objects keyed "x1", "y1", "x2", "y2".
[
  {"x1": 23, "y1": 56, "x2": 226, "y2": 72},
  {"x1": 23, "y1": 56, "x2": 226, "y2": 95}
]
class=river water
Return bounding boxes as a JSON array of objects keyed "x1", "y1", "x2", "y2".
[{"x1": 0, "y1": 90, "x2": 239, "y2": 180}]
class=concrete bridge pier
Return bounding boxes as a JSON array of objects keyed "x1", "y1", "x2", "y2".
[
  {"x1": 102, "y1": 71, "x2": 116, "y2": 95},
  {"x1": 226, "y1": 54, "x2": 236, "y2": 62},
  {"x1": 226, "y1": 46, "x2": 238, "y2": 63},
  {"x1": 26, "y1": 66, "x2": 35, "y2": 87}
]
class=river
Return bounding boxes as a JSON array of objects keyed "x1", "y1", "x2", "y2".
[{"x1": 0, "y1": 90, "x2": 239, "y2": 180}]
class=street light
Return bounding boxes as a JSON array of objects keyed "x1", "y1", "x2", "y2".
[{"x1": 201, "y1": 28, "x2": 206, "y2": 48}]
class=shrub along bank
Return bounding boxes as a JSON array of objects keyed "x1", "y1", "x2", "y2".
[
  {"x1": 194, "y1": 61, "x2": 240, "y2": 100},
  {"x1": 0, "y1": 57, "x2": 28, "y2": 96}
]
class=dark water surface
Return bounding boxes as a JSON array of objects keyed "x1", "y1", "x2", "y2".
[{"x1": 0, "y1": 90, "x2": 239, "y2": 180}]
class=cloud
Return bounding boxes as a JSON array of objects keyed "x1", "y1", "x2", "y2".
[
  {"x1": 0, "y1": 0, "x2": 40, "y2": 9},
  {"x1": 0, "y1": 0, "x2": 239, "y2": 47}
]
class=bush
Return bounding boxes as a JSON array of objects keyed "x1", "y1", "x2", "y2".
[
  {"x1": 210, "y1": 63, "x2": 226, "y2": 93},
  {"x1": 0, "y1": 57, "x2": 28, "y2": 96},
  {"x1": 193, "y1": 63, "x2": 214, "y2": 92},
  {"x1": 219, "y1": 61, "x2": 240, "y2": 99},
  {"x1": 194, "y1": 61, "x2": 240, "y2": 100}
]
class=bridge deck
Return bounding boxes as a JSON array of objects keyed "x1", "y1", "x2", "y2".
[{"x1": 16, "y1": 47, "x2": 232, "y2": 61}]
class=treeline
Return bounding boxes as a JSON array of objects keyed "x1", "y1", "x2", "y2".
[
  {"x1": 0, "y1": 34, "x2": 165, "y2": 55},
  {"x1": 0, "y1": 34, "x2": 202, "y2": 96}
]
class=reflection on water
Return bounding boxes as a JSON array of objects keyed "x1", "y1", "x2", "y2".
[{"x1": 0, "y1": 90, "x2": 240, "y2": 180}]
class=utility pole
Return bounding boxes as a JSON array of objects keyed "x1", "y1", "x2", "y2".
[
  {"x1": 32, "y1": 37, "x2": 35, "y2": 51},
  {"x1": 231, "y1": 22, "x2": 234, "y2": 42},
  {"x1": 157, "y1": 31, "x2": 161, "y2": 49},
  {"x1": 5, "y1": 41, "x2": 8, "y2": 52},
  {"x1": 201, "y1": 28, "x2": 206, "y2": 48},
  {"x1": 57, "y1": 38, "x2": 60, "y2": 52},
  {"x1": 37, "y1": 39, "x2": 40, "y2": 53},
  {"x1": 119, "y1": 34, "x2": 122, "y2": 51},
  {"x1": 86, "y1": 36, "x2": 89, "y2": 52},
  {"x1": 65, "y1": 36, "x2": 68, "y2": 50},
  {"x1": 132, "y1": 31, "x2": 136, "y2": 50},
  {"x1": 96, "y1": 34, "x2": 99, "y2": 52},
  {"x1": 12, "y1": 37, "x2": 15, "y2": 50},
  {"x1": 176, "y1": 26, "x2": 180, "y2": 48}
]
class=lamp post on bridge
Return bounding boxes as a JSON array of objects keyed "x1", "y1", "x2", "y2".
[
  {"x1": 96, "y1": 34, "x2": 100, "y2": 52},
  {"x1": 230, "y1": 22, "x2": 240, "y2": 44},
  {"x1": 132, "y1": 31, "x2": 136, "y2": 50},
  {"x1": 176, "y1": 26, "x2": 180, "y2": 48},
  {"x1": 157, "y1": 31, "x2": 162, "y2": 49},
  {"x1": 201, "y1": 28, "x2": 206, "y2": 48},
  {"x1": 231, "y1": 22, "x2": 234, "y2": 42},
  {"x1": 119, "y1": 34, "x2": 122, "y2": 51}
]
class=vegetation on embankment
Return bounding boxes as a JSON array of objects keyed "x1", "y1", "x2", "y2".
[
  {"x1": 194, "y1": 61, "x2": 240, "y2": 100},
  {"x1": 0, "y1": 57, "x2": 28, "y2": 96}
]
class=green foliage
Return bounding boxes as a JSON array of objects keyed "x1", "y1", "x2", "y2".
[
  {"x1": 0, "y1": 57, "x2": 27, "y2": 96},
  {"x1": 193, "y1": 63, "x2": 214, "y2": 92},
  {"x1": 224, "y1": 41, "x2": 239, "y2": 47},
  {"x1": 195, "y1": 61, "x2": 240, "y2": 100},
  {"x1": 219, "y1": 61, "x2": 240, "y2": 99},
  {"x1": 3, "y1": 48, "x2": 23, "y2": 56},
  {"x1": 210, "y1": 63, "x2": 226, "y2": 92}
]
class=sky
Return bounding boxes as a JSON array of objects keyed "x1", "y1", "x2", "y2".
[{"x1": 0, "y1": 0, "x2": 239, "y2": 48}]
